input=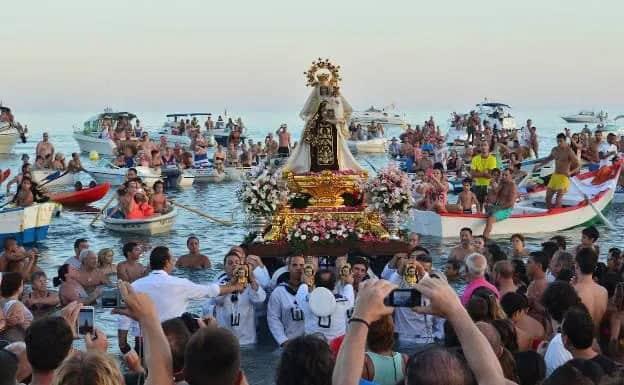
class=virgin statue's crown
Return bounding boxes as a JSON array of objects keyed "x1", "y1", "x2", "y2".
[
  {"x1": 316, "y1": 72, "x2": 330, "y2": 82},
  {"x1": 305, "y1": 58, "x2": 341, "y2": 87}
]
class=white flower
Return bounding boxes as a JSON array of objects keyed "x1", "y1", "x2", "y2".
[
  {"x1": 325, "y1": 234, "x2": 331, "y2": 239},
  {"x1": 312, "y1": 235, "x2": 319, "y2": 242},
  {"x1": 300, "y1": 235, "x2": 307, "y2": 240}
]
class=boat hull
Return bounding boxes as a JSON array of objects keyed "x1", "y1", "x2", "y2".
[
  {"x1": 0, "y1": 203, "x2": 57, "y2": 244},
  {"x1": 348, "y1": 138, "x2": 387, "y2": 154},
  {"x1": 86, "y1": 166, "x2": 161, "y2": 186},
  {"x1": 0, "y1": 130, "x2": 19, "y2": 154},
  {"x1": 49, "y1": 183, "x2": 111, "y2": 205},
  {"x1": 32, "y1": 170, "x2": 76, "y2": 188},
  {"x1": 408, "y1": 188, "x2": 614, "y2": 238},
  {"x1": 562, "y1": 116, "x2": 599, "y2": 124},
  {"x1": 189, "y1": 168, "x2": 227, "y2": 183},
  {"x1": 73, "y1": 132, "x2": 117, "y2": 156},
  {"x1": 149, "y1": 133, "x2": 191, "y2": 147},
  {"x1": 102, "y1": 208, "x2": 177, "y2": 235}
]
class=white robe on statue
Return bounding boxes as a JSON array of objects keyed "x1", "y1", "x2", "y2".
[{"x1": 284, "y1": 85, "x2": 364, "y2": 173}]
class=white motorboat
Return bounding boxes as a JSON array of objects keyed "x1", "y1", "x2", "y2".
[
  {"x1": 562, "y1": 110, "x2": 607, "y2": 124},
  {"x1": 348, "y1": 138, "x2": 387, "y2": 154},
  {"x1": 0, "y1": 105, "x2": 26, "y2": 154},
  {"x1": 73, "y1": 109, "x2": 138, "y2": 156},
  {"x1": 31, "y1": 170, "x2": 77, "y2": 189},
  {"x1": 476, "y1": 101, "x2": 517, "y2": 131},
  {"x1": 149, "y1": 112, "x2": 210, "y2": 147},
  {"x1": 86, "y1": 164, "x2": 162, "y2": 186},
  {"x1": 0, "y1": 202, "x2": 59, "y2": 244},
  {"x1": 210, "y1": 113, "x2": 247, "y2": 147},
  {"x1": 189, "y1": 167, "x2": 227, "y2": 183},
  {"x1": 350, "y1": 106, "x2": 407, "y2": 127},
  {"x1": 102, "y1": 207, "x2": 177, "y2": 235}
]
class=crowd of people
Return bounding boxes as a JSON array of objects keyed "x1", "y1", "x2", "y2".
[{"x1": 1, "y1": 222, "x2": 623, "y2": 385}]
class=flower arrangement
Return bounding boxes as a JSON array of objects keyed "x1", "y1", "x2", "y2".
[
  {"x1": 286, "y1": 217, "x2": 375, "y2": 253},
  {"x1": 237, "y1": 166, "x2": 291, "y2": 218},
  {"x1": 365, "y1": 163, "x2": 413, "y2": 214}
]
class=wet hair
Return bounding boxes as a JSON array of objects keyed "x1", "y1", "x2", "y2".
[
  {"x1": 405, "y1": 346, "x2": 474, "y2": 385},
  {"x1": 541, "y1": 281, "x2": 582, "y2": 323},
  {"x1": 576, "y1": 247, "x2": 598, "y2": 275},
  {"x1": 73, "y1": 238, "x2": 88, "y2": 251},
  {"x1": 122, "y1": 242, "x2": 138, "y2": 259},
  {"x1": 153, "y1": 180, "x2": 164, "y2": 190},
  {"x1": 510, "y1": 233, "x2": 524, "y2": 244},
  {"x1": 30, "y1": 271, "x2": 47, "y2": 283},
  {"x1": 347, "y1": 256, "x2": 369, "y2": 271},
  {"x1": 514, "y1": 351, "x2": 546, "y2": 385},
  {"x1": 550, "y1": 235, "x2": 567, "y2": 250},
  {"x1": 582, "y1": 225, "x2": 599, "y2": 242},
  {"x1": 186, "y1": 235, "x2": 199, "y2": 246},
  {"x1": 149, "y1": 246, "x2": 171, "y2": 270},
  {"x1": 128, "y1": 167, "x2": 138, "y2": 174},
  {"x1": 556, "y1": 133, "x2": 566, "y2": 140},
  {"x1": 185, "y1": 327, "x2": 241, "y2": 385},
  {"x1": 562, "y1": 305, "x2": 593, "y2": 349},
  {"x1": 53, "y1": 350, "x2": 123, "y2": 385},
  {"x1": 541, "y1": 241, "x2": 559, "y2": 261},
  {"x1": 462, "y1": 177, "x2": 473, "y2": 185},
  {"x1": 609, "y1": 247, "x2": 622, "y2": 259},
  {"x1": 500, "y1": 292, "x2": 529, "y2": 319},
  {"x1": 366, "y1": 314, "x2": 395, "y2": 353},
  {"x1": 460, "y1": 227, "x2": 473, "y2": 235},
  {"x1": 53, "y1": 264, "x2": 70, "y2": 287},
  {"x1": 276, "y1": 334, "x2": 334, "y2": 385},
  {"x1": 0, "y1": 272, "x2": 23, "y2": 297},
  {"x1": 487, "y1": 243, "x2": 507, "y2": 264},
  {"x1": 446, "y1": 260, "x2": 461, "y2": 271},
  {"x1": 162, "y1": 318, "x2": 191, "y2": 375},
  {"x1": 529, "y1": 251, "x2": 548, "y2": 272},
  {"x1": 433, "y1": 162, "x2": 445, "y2": 171},
  {"x1": 2, "y1": 236, "x2": 17, "y2": 250},
  {"x1": 25, "y1": 316, "x2": 73, "y2": 372}
]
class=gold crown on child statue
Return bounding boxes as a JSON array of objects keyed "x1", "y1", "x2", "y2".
[{"x1": 304, "y1": 58, "x2": 342, "y2": 87}]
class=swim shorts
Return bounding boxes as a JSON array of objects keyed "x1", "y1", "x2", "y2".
[
  {"x1": 488, "y1": 205, "x2": 513, "y2": 222},
  {"x1": 547, "y1": 173, "x2": 570, "y2": 193}
]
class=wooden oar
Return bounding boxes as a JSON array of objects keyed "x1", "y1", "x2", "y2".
[
  {"x1": 570, "y1": 177, "x2": 615, "y2": 230},
  {"x1": 89, "y1": 195, "x2": 116, "y2": 227},
  {"x1": 170, "y1": 200, "x2": 233, "y2": 226},
  {"x1": 363, "y1": 158, "x2": 379, "y2": 173}
]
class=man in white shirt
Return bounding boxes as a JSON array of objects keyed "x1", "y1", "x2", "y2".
[
  {"x1": 267, "y1": 256, "x2": 306, "y2": 346},
  {"x1": 203, "y1": 253, "x2": 266, "y2": 345},
  {"x1": 130, "y1": 246, "x2": 242, "y2": 335},
  {"x1": 296, "y1": 269, "x2": 354, "y2": 341},
  {"x1": 598, "y1": 132, "x2": 618, "y2": 168},
  {"x1": 381, "y1": 247, "x2": 445, "y2": 344},
  {"x1": 64, "y1": 238, "x2": 89, "y2": 269}
]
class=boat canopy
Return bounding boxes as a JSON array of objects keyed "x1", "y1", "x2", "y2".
[
  {"x1": 166, "y1": 113, "x2": 211, "y2": 118},
  {"x1": 98, "y1": 112, "x2": 136, "y2": 120},
  {"x1": 477, "y1": 102, "x2": 511, "y2": 109}
]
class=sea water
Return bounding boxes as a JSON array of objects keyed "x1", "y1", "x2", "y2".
[{"x1": 1, "y1": 109, "x2": 623, "y2": 384}]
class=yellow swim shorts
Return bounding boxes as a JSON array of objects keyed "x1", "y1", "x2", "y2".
[{"x1": 547, "y1": 173, "x2": 570, "y2": 193}]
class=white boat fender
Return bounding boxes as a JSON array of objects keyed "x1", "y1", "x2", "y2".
[{"x1": 309, "y1": 287, "x2": 337, "y2": 317}]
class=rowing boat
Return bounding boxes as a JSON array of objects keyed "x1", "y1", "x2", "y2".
[
  {"x1": 189, "y1": 168, "x2": 227, "y2": 183},
  {"x1": 102, "y1": 207, "x2": 177, "y2": 235},
  {"x1": 348, "y1": 138, "x2": 387, "y2": 154},
  {"x1": 0, "y1": 202, "x2": 58, "y2": 244},
  {"x1": 31, "y1": 170, "x2": 76, "y2": 188},
  {"x1": 408, "y1": 164, "x2": 620, "y2": 238},
  {"x1": 49, "y1": 183, "x2": 111, "y2": 206}
]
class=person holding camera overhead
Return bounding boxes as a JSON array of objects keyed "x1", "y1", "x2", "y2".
[{"x1": 202, "y1": 252, "x2": 266, "y2": 345}]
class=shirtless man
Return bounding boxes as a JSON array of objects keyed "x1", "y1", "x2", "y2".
[
  {"x1": 533, "y1": 133, "x2": 580, "y2": 208},
  {"x1": 448, "y1": 227, "x2": 475, "y2": 262},
  {"x1": 574, "y1": 247, "x2": 608, "y2": 333},
  {"x1": 483, "y1": 168, "x2": 517, "y2": 239},
  {"x1": 526, "y1": 251, "x2": 549, "y2": 302},
  {"x1": 117, "y1": 242, "x2": 146, "y2": 283},
  {"x1": 35, "y1": 132, "x2": 54, "y2": 161},
  {"x1": 66, "y1": 153, "x2": 86, "y2": 173},
  {"x1": 0, "y1": 237, "x2": 39, "y2": 279},
  {"x1": 276, "y1": 124, "x2": 291, "y2": 157},
  {"x1": 149, "y1": 180, "x2": 168, "y2": 213},
  {"x1": 176, "y1": 236, "x2": 212, "y2": 269}
]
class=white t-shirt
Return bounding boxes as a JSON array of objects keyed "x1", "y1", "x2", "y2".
[
  {"x1": 598, "y1": 142, "x2": 617, "y2": 167},
  {"x1": 545, "y1": 333, "x2": 573, "y2": 376}
]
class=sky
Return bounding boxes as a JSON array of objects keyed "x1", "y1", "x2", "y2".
[{"x1": 2, "y1": 0, "x2": 623, "y2": 114}]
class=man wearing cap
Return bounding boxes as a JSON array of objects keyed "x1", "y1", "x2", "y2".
[{"x1": 276, "y1": 124, "x2": 291, "y2": 157}]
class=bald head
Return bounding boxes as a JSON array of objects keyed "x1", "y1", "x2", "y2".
[{"x1": 466, "y1": 253, "x2": 487, "y2": 277}]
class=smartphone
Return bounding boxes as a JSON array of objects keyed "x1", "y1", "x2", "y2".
[
  {"x1": 383, "y1": 289, "x2": 422, "y2": 307},
  {"x1": 77, "y1": 306, "x2": 95, "y2": 335}
]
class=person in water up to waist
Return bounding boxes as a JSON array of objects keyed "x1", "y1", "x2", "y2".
[
  {"x1": 470, "y1": 141, "x2": 497, "y2": 213},
  {"x1": 533, "y1": 133, "x2": 580, "y2": 209}
]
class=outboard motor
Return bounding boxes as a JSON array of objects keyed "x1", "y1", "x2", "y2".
[{"x1": 161, "y1": 166, "x2": 180, "y2": 190}]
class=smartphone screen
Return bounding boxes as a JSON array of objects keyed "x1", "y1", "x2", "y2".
[
  {"x1": 384, "y1": 289, "x2": 422, "y2": 307},
  {"x1": 101, "y1": 288, "x2": 118, "y2": 308},
  {"x1": 77, "y1": 307, "x2": 95, "y2": 335}
]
